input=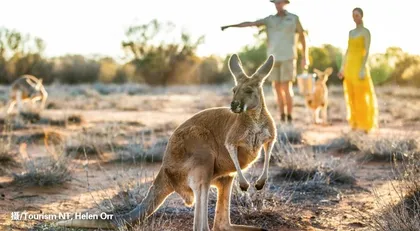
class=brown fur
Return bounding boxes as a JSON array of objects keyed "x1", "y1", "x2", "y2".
[
  {"x1": 56, "y1": 54, "x2": 277, "y2": 231},
  {"x1": 304, "y1": 67, "x2": 333, "y2": 125},
  {"x1": 5, "y1": 75, "x2": 48, "y2": 114}
]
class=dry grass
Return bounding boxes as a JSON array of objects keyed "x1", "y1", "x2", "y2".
[
  {"x1": 12, "y1": 156, "x2": 72, "y2": 187},
  {"x1": 323, "y1": 133, "x2": 419, "y2": 162},
  {"x1": 19, "y1": 111, "x2": 42, "y2": 123},
  {"x1": 274, "y1": 145, "x2": 357, "y2": 185},
  {"x1": 0, "y1": 136, "x2": 19, "y2": 174},
  {"x1": 96, "y1": 176, "x2": 298, "y2": 231},
  {"x1": 13, "y1": 129, "x2": 64, "y2": 145},
  {"x1": 98, "y1": 179, "x2": 152, "y2": 216},
  {"x1": 0, "y1": 83, "x2": 417, "y2": 231},
  {"x1": 360, "y1": 138, "x2": 419, "y2": 162},
  {"x1": 64, "y1": 128, "x2": 167, "y2": 163},
  {"x1": 371, "y1": 156, "x2": 420, "y2": 231},
  {"x1": 319, "y1": 132, "x2": 360, "y2": 154},
  {"x1": 0, "y1": 115, "x2": 28, "y2": 131},
  {"x1": 12, "y1": 141, "x2": 72, "y2": 187},
  {"x1": 38, "y1": 114, "x2": 84, "y2": 127},
  {"x1": 276, "y1": 125, "x2": 303, "y2": 145},
  {"x1": 112, "y1": 137, "x2": 167, "y2": 163}
]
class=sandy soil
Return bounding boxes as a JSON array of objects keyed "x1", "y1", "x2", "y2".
[{"x1": 0, "y1": 83, "x2": 419, "y2": 231}]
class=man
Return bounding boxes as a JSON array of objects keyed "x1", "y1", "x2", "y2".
[{"x1": 221, "y1": 0, "x2": 309, "y2": 123}]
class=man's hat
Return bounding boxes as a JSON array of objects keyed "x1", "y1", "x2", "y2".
[{"x1": 270, "y1": 0, "x2": 290, "y2": 3}]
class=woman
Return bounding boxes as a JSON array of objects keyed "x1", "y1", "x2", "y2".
[{"x1": 338, "y1": 7, "x2": 378, "y2": 133}]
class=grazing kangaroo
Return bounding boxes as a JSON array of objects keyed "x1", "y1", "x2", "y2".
[
  {"x1": 5, "y1": 75, "x2": 48, "y2": 114},
  {"x1": 56, "y1": 54, "x2": 277, "y2": 231},
  {"x1": 304, "y1": 67, "x2": 332, "y2": 125}
]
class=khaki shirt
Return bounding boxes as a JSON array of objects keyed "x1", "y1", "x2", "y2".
[{"x1": 257, "y1": 11, "x2": 304, "y2": 62}]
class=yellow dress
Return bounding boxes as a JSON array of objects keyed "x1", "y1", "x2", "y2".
[{"x1": 343, "y1": 36, "x2": 378, "y2": 132}]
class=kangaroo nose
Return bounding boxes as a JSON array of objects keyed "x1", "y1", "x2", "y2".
[{"x1": 231, "y1": 101, "x2": 240, "y2": 110}]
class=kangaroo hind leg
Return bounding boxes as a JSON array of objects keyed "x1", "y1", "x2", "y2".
[
  {"x1": 116, "y1": 170, "x2": 174, "y2": 228},
  {"x1": 213, "y1": 176, "x2": 267, "y2": 231},
  {"x1": 189, "y1": 164, "x2": 213, "y2": 231}
]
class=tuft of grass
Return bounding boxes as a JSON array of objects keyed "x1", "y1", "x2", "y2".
[
  {"x1": 19, "y1": 111, "x2": 41, "y2": 123},
  {"x1": 322, "y1": 132, "x2": 360, "y2": 154},
  {"x1": 276, "y1": 125, "x2": 303, "y2": 145},
  {"x1": 372, "y1": 188, "x2": 420, "y2": 231},
  {"x1": 12, "y1": 157, "x2": 72, "y2": 187},
  {"x1": 99, "y1": 180, "x2": 151, "y2": 216},
  {"x1": 208, "y1": 177, "x2": 301, "y2": 230},
  {"x1": 111, "y1": 137, "x2": 167, "y2": 163},
  {"x1": 361, "y1": 138, "x2": 419, "y2": 162},
  {"x1": 39, "y1": 114, "x2": 84, "y2": 127},
  {"x1": 64, "y1": 130, "x2": 109, "y2": 160},
  {"x1": 65, "y1": 145, "x2": 104, "y2": 159},
  {"x1": 1, "y1": 115, "x2": 28, "y2": 130},
  {"x1": 29, "y1": 223, "x2": 89, "y2": 231},
  {"x1": 67, "y1": 114, "x2": 84, "y2": 125},
  {"x1": 14, "y1": 129, "x2": 64, "y2": 145},
  {"x1": 371, "y1": 151, "x2": 420, "y2": 231},
  {"x1": 323, "y1": 133, "x2": 419, "y2": 162},
  {"x1": 286, "y1": 181, "x2": 342, "y2": 204},
  {"x1": 65, "y1": 128, "x2": 167, "y2": 162},
  {"x1": 12, "y1": 142, "x2": 72, "y2": 187},
  {"x1": 274, "y1": 147, "x2": 356, "y2": 185},
  {"x1": 93, "y1": 171, "x2": 299, "y2": 231},
  {"x1": 0, "y1": 137, "x2": 19, "y2": 174}
]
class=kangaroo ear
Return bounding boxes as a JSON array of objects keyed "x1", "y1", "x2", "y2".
[
  {"x1": 35, "y1": 78, "x2": 43, "y2": 90},
  {"x1": 313, "y1": 68, "x2": 323, "y2": 77},
  {"x1": 324, "y1": 67, "x2": 333, "y2": 76},
  {"x1": 228, "y1": 54, "x2": 246, "y2": 85},
  {"x1": 254, "y1": 55, "x2": 274, "y2": 83}
]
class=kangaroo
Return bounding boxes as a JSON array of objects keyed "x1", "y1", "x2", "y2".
[
  {"x1": 56, "y1": 54, "x2": 277, "y2": 231},
  {"x1": 304, "y1": 67, "x2": 332, "y2": 125},
  {"x1": 5, "y1": 75, "x2": 48, "y2": 114}
]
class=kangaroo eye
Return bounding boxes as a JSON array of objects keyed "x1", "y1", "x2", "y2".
[
  {"x1": 231, "y1": 87, "x2": 237, "y2": 93},
  {"x1": 245, "y1": 89, "x2": 253, "y2": 94}
]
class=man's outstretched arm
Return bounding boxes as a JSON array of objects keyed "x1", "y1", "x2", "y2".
[{"x1": 221, "y1": 20, "x2": 264, "y2": 31}]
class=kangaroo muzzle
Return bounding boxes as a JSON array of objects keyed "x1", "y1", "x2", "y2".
[{"x1": 230, "y1": 100, "x2": 245, "y2": 113}]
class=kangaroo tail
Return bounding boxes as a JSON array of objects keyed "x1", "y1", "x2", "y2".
[{"x1": 56, "y1": 169, "x2": 174, "y2": 229}]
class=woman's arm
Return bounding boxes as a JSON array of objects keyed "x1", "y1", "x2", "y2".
[
  {"x1": 360, "y1": 28, "x2": 371, "y2": 78},
  {"x1": 339, "y1": 49, "x2": 348, "y2": 73},
  {"x1": 338, "y1": 31, "x2": 351, "y2": 79}
]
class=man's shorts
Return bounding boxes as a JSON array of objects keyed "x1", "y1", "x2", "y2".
[{"x1": 267, "y1": 59, "x2": 297, "y2": 83}]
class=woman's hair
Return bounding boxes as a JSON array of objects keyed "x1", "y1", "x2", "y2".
[{"x1": 353, "y1": 7, "x2": 364, "y2": 17}]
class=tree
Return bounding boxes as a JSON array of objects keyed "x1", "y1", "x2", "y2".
[
  {"x1": 0, "y1": 27, "x2": 52, "y2": 83},
  {"x1": 122, "y1": 19, "x2": 205, "y2": 85}
]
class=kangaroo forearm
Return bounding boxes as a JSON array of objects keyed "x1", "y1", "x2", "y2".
[{"x1": 261, "y1": 140, "x2": 275, "y2": 173}]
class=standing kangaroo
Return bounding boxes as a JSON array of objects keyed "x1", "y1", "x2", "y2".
[
  {"x1": 5, "y1": 75, "x2": 48, "y2": 114},
  {"x1": 304, "y1": 67, "x2": 332, "y2": 125},
  {"x1": 56, "y1": 54, "x2": 277, "y2": 231}
]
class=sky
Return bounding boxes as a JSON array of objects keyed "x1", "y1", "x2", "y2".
[{"x1": 0, "y1": 0, "x2": 418, "y2": 61}]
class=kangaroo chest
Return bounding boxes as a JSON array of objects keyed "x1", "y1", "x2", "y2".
[{"x1": 242, "y1": 125, "x2": 272, "y2": 152}]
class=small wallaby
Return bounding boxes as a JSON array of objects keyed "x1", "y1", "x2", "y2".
[
  {"x1": 305, "y1": 67, "x2": 333, "y2": 125},
  {"x1": 5, "y1": 75, "x2": 48, "y2": 114}
]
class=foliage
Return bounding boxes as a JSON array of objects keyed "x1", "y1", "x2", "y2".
[
  {"x1": 0, "y1": 25, "x2": 420, "y2": 87},
  {"x1": 0, "y1": 27, "x2": 51, "y2": 84},
  {"x1": 122, "y1": 19, "x2": 205, "y2": 85},
  {"x1": 51, "y1": 55, "x2": 100, "y2": 84}
]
